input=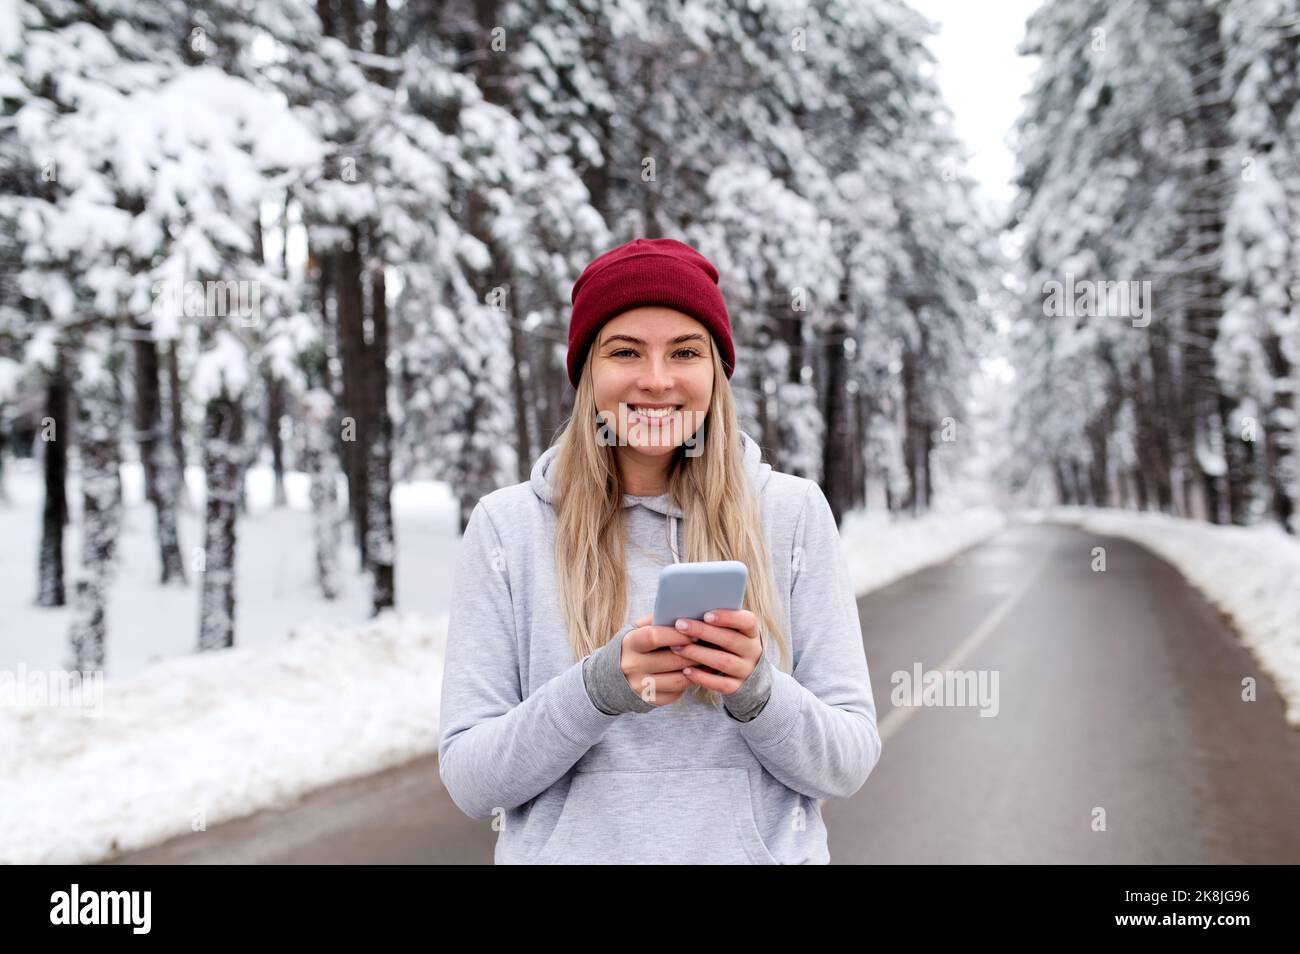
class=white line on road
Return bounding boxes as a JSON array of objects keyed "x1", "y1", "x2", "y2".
[{"x1": 876, "y1": 534, "x2": 1058, "y2": 743}]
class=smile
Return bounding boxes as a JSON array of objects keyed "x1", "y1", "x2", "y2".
[{"x1": 626, "y1": 404, "x2": 682, "y2": 422}]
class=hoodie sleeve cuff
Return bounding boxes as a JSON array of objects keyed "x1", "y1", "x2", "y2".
[
  {"x1": 723, "y1": 650, "x2": 774, "y2": 722},
  {"x1": 547, "y1": 654, "x2": 625, "y2": 745},
  {"x1": 730, "y1": 665, "x2": 803, "y2": 745},
  {"x1": 582, "y1": 624, "x2": 658, "y2": 715}
]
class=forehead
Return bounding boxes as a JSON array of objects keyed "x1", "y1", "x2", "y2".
[{"x1": 599, "y1": 307, "x2": 706, "y2": 341}]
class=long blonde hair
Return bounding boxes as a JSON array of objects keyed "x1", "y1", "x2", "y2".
[{"x1": 552, "y1": 346, "x2": 791, "y2": 708}]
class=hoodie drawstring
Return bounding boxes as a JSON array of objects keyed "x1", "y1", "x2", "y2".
[{"x1": 668, "y1": 514, "x2": 681, "y2": 564}]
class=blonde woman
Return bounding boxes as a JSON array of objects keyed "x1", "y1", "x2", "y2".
[{"x1": 438, "y1": 237, "x2": 882, "y2": 864}]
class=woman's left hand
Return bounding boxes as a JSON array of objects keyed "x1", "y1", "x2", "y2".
[{"x1": 632, "y1": 609, "x2": 761, "y2": 694}]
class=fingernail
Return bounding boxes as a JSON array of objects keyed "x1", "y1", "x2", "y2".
[
  {"x1": 670, "y1": 646, "x2": 682, "y2": 653},
  {"x1": 675, "y1": 619, "x2": 689, "y2": 631},
  {"x1": 704, "y1": 612, "x2": 716, "y2": 622}
]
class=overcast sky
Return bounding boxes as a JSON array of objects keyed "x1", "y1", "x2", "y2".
[{"x1": 907, "y1": 0, "x2": 1042, "y2": 209}]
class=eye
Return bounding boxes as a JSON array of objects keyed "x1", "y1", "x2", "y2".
[{"x1": 609, "y1": 346, "x2": 701, "y2": 358}]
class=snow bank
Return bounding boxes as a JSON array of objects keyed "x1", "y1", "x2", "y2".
[
  {"x1": 0, "y1": 611, "x2": 446, "y2": 864},
  {"x1": 839, "y1": 505, "x2": 1009, "y2": 594},
  {"x1": 1028, "y1": 506, "x2": 1300, "y2": 728}
]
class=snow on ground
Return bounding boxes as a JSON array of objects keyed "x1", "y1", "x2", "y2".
[
  {"x1": 1, "y1": 456, "x2": 460, "y2": 678},
  {"x1": 0, "y1": 454, "x2": 458, "y2": 862},
  {"x1": 839, "y1": 505, "x2": 1008, "y2": 594},
  {"x1": 1026, "y1": 506, "x2": 1300, "y2": 729},
  {"x1": 0, "y1": 455, "x2": 1007, "y2": 863},
  {"x1": 0, "y1": 611, "x2": 447, "y2": 864}
]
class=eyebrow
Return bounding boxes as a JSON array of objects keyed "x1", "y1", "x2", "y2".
[{"x1": 600, "y1": 333, "x2": 707, "y2": 347}]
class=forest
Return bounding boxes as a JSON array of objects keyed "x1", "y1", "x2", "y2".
[{"x1": 1, "y1": 0, "x2": 1296, "y2": 674}]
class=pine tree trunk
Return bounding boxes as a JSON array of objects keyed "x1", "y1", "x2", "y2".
[
  {"x1": 1183, "y1": 2, "x2": 1235, "y2": 523},
  {"x1": 304, "y1": 389, "x2": 341, "y2": 599},
  {"x1": 133, "y1": 326, "x2": 185, "y2": 583},
  {"x1": 37, "y1": 355, "x2": 69, "y2": 607},
  {"x1": 1131, "y1": 381, "x2": 1166, "y2": 512},
  {"x1": 850, "y1": 389, "x2": 867, "y2": 511},
  {"x1": 507, "y1": 312, "x2": 531, "y2": 482},
  {"x1": 1086, "y1": 418, "x2": 1110, "y2": 507},
  {"x1": 1130, "y1": 467, "x2": 1147, "y2": 511},
  {"x1": 153, "y1": 401, "x2": 186, "y2": 585},
  {"x1": 366, "y1": 237, "x2": 395, "y2": 613},
  {"x1": 1072, "y1": 458, "x2": 1089, "y2": 506},
  {"x1": 1052, "y1": 458, "x2": 1070, "y2": 505},
  {"x1": 316, "y1": 0, "x2": 335, "y2": 38},
  {"x1": 267, "y1": 370, "x2": 288, "y2": 507},
  {"x1": 753, "y1": 347, "x2": 772, "y2": 458},
  {"x1": 197, "y1": 393, "x2": 244, "y2": 651},
  {"x1": 334, "y1": 231, "x2": 370, "y2": 567},
  {"x1": 1144, "y1": 325, "x2": 1178, "y2": 512},
  {"x1": 922, "y1": 415, "x2": 934, "y2": 513},
  {"x1": 133, "y1": 328, "x2": 160, "y2": 504},
  {"x1": 901, "y1": 346, "x2": 921, "y2": 516},
  {"x1": 235, "y1": 430, "x2": 251, "y2": 516},
  {"x1": 164, "y1": 339, "x2": 189, "y2": 512},
  {"x1": 820, "y1": 321, "x2": 849, "y2": 525},
  {"x1": 1219, "y1": 392, "x2": 1255, "y2": 524},
  {"x1": 68, "y1": 346, "x2": 123, "y2": 672}
]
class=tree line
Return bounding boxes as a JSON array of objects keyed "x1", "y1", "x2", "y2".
[{"x1": 0, "y1": 0, "x2": 997, "y2": 669}]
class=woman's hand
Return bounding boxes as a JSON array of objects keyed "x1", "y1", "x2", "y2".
[
  {"x1": 639, "y1": 608, "x2": 763, "y2": 696},
  {"x1": 621, "y1": 613, "x2": 697, "y2": 707}
]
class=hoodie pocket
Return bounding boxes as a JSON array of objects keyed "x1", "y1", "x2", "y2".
[{"x1": 533, "y1": 766, "x2": 779, "y2": 865}]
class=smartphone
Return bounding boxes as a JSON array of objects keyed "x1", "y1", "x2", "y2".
[{"x1": 653, "y1": 561, "x2": 749, "y2": 661}]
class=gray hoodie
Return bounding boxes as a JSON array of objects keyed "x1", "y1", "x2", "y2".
[{"x1": 437, "y1": 430, "x2": 882, "y2": 864}]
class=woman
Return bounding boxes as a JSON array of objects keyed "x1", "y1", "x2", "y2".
[{"x1": 437, "y1": 237, "x2": 882, "y2": 864}]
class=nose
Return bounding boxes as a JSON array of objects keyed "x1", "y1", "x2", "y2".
[{"x1": 637, "y1": 353, "x2": 674, "y2": 393}]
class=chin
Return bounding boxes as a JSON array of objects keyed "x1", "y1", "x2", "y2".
[{"x1": 625, "y1": 435, "x2": 681, "y2": 455}]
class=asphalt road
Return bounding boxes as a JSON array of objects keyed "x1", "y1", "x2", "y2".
[{"x1": 108, "y1": 521, "x2": 1300, "y2": 864}]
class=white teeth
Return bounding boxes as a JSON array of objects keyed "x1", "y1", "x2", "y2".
[{"x1": 631, "y1": 405, "x2": 678, "y2": 418}]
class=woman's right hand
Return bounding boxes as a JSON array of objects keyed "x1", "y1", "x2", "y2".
[{"x1": 622, "y1": 612, "x2": 698, "y2": 706}]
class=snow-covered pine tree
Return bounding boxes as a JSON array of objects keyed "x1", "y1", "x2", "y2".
[
  {"x1": 385, "y1": 2, "x2": 611, "y2": 526},
  {"x1": 3, "y1": 2, "x2": 153, "y2": 655},
  {"x1": 1010, "y1": 0, "x2": 1217, "y2": 516},
  {"x1": 690, "y1": 163, "x2": 840, "y2": 481},
  {"x1": 1218, "y1": 0, "x2": 1300, "y2": 532},
  {"x1": 1010, "y1": 0, "x2": 1296, "y2": 530}
]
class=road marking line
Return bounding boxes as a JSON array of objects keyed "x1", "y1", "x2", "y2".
[{"x1": 877, "y1": 536, "x2": 1058, "y2": 743}]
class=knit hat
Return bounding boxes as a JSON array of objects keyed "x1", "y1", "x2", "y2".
[{"x1": 566, "y1": 237, "x2": 735, "y2": 389}]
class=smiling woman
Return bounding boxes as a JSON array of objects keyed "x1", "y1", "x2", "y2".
[{"x1": 437, "y1": 237, "x2": 882, "y2": 865}]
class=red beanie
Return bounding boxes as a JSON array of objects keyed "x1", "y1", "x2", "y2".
[{"x1": 567, "y1": 237, "x2": 735, "y2": 389}]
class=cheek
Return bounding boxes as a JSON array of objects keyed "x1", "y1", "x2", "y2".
[
  {"x1": 592, "y1": 371, "x2": 627, "y2": 408},
  {"x1": 686, "y1": 372, "x2": 713, "y2": 409}
]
